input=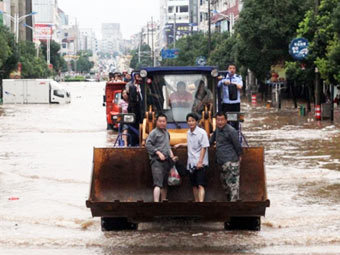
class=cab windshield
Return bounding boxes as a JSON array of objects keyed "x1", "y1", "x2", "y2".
[{"x1": 146, "y1": 74, "x2": 213, "y2": 122}]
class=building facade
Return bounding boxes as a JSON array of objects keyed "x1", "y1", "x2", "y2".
[
  {"x1": 197, "y1": 0, "x2": 244, "y2": 33},
  {"x1": 100, "y1": 23, "x2": 122, "y2": 55},
  {"x1": 59, "y1": 16, "x2": 80, "y2": 57},
  {"x1": 0, "y1": 0, "x2": 33, "y2": 41},
  {"x1": 160, "y1": 0, "x2": 194, "y2": 47},
  {"x1": 79, "y1": 28, "x2": 97, "y2": 54},
  {"x1": 32, "y1": 0, "x2": 60, "y2": 42}
]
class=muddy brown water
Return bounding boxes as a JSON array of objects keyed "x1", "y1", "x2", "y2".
[{"x1": 0, "y1": 82, "x2": 339, "y2": 255}]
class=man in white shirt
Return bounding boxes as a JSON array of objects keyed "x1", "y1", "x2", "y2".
[{"x1": 175, "y1": 113, "x2": 210, "y2": 202}]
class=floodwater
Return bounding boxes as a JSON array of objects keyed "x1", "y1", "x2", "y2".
[{"x1": 0, "y1": 82, "x2": 339, "y2": 255}]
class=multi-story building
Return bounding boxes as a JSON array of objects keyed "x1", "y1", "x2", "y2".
[
  {"x1": 160, "y1": 0, "x2": 194, "y2": 47},
  {"x1": 79, "y1": 28, "x2": 97, "y2": 54},
  {"x1": 209, "y1": 0, "x2": 243, "y2": 33},
  {"x1": 101, "y1": 23, "x2": 122, "y2": 55},
  {"x1": 198, "y1": 0, "x2": 209, "y2": 32},
  {"x1": 0, "y1": 0, "x2": 33, "y2": 41},
  {"x1": 32, "y1": 0, "x2": 55, "y2": 38},
  {"x1": 59, "y1": 16, "x2": 80, "y2": 57}
]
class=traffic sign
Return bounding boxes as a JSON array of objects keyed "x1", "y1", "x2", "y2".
[
  {"x1": 289, "y1": 38, "x2": 309, "y2": 60},
  {"x1": 161, "y1": 49, "x2": 179, "y2": 59},
  {"x1": 195, "y1": 56, "x2": 206, "y2": 66}
]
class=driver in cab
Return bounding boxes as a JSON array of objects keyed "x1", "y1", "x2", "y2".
[{"x1": 169, "y1": 81, "x2": 193, "y2": 107}]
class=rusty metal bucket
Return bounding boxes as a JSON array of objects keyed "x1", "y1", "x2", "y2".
[{"x1": 86, "y1": 146, "x2": 269, "y2": 221}]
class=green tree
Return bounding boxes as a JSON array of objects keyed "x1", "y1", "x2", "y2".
[
  {"x1": 41, "y1": 40, "x2": 67, "y2": 73},
  {"x1": 165, "y1": 33, "x2": 209, "y2": 66},
  {"x1": 311, "y1": 0, "x2": 340, "y2": 84},
  {"x1": 0, "y1": 25, "x2": 19, "y2": 78},
  {"x1": 235, "y1": 0, "x2": 314, "y2": 81},
  {"x1": 130, "y1": 44, "x2": 153, "y2": 69},
  {"x1": 75, "y1": 50, "x2": 94, "y2": 73},
  {"x1": 208, "y1": 33, "x2": 238, "y2": 69},
  {"x1": 160, "y1": 32, "x2": 225, "y2": 67},
  {"x1": 0, "y1": 29, "x2": 11, "y2": 67},
  {"x1": 18, "y1": 41, "x2": 51, "y2": 78},
  {"x1": 289, "y1": 0, "x2": 340, "y2": 111}
]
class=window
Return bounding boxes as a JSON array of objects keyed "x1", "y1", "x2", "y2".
[
  {"x1": 53, "y1": 89, "x2": 65, "y2": 98},
  {"x1": 146, "y1": 74, "x2": 210, "y2": 122},
  {"x1": 114, "y1": 92, "x2": 121, "y2": 105},
  {"x1": 168, "y1": 6, "x2": 174, "y2": 13},
  {"x1": 179, "y1": 5, "x2": 188, "y2": 13}
]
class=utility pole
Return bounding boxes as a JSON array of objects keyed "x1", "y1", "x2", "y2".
[
  {"x1": 138, "y1": 31, "x2": 142, "y2": 64},
  {"x1": 208, "y1": 0, "x2": 211, "y2": 56},
  {"x1": 151, "y1": 17, "x2": 154, "y2": 67},
  {"x1": 47, "y1": 37, "x2": 51, "y2": 65},
  {"x1": 314, "y1": 0, "x2": 321, "y2": 110},
  {"x1": 190, "y1": 10, "x2": 193, "y2": 35},
  {"x1": 331, "y1": 84, "x2": 334, "y2": 122},
  {"x1": 147, "y1": 22, "x2": 150, "y2": 47},
  {"x1": 173, "y1": 13, "x2": 176, "y2": 48}
]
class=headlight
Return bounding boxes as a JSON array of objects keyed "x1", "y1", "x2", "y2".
[
  {"x1": 140, "y1": 70, "x2": 147, "y2": 78},
  {"x1": 226, "y1": 113, "x2": 238, "y2": 122},
  {"x1": 225, "y1": 113, "x2": 245, "y2": 122},
  {"x1": 123, "y1": 114, "x2": 135, "y2": 124},
  {"x1": 211, "y1": 69, "x2": 218, "y2": 77}
]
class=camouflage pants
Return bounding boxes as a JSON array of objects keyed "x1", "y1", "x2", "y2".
[{"x1": 220, "y1": 161, "x2": 240, "y2": 201}]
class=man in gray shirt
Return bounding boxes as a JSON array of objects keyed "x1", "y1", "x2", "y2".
[
  {"x1": 210, "y1": 112, "x2": 243, "y2": 201},
  {"x1": 146, "y1": 113, "x2": 177, "y2": 202}
]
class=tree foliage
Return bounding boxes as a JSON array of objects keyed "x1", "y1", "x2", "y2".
[
  {"x1": 0, "y1": 25, "x2": 19, "y2": 78},
  {"x1": 235, "y1": 0, "x2": 314, "y2": 80},
  {"x1": 160, "y1": 32, "x2": 237, "y2": 69},
  {"x1": 75, "y1": 50, "x2": 94, "y2": 73},
  {"x1": 296, "y1": 0, "x2": 340, "y2": 84},
  {"x1": 41, "y1": 40, "x2": 67, "y2": 73},
  {"x1": 130, "y1": 44, "x2": 153, "y2": 69},
  {"x1": 18, "y1": 41, "x2": 51, "y2": 78}
]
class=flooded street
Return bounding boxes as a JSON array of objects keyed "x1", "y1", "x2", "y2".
[{"x1": 0, "y1": 82, "x2": 339, "y2": 255}]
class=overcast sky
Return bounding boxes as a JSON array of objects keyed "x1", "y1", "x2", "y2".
[{"x1": 58, "y1": 0, "x2": 160, "y2": 39}]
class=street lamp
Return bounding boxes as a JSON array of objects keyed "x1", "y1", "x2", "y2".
[
  {"x1": 23, "y1": 23, "x2": 40, "y2": 58},
  {"x1": 0, "y1": 10, "x2": 37, "y2": 43}
]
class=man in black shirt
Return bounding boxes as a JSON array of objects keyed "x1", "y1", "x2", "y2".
[{"x1": 210, "y1": 112, "x2": 242, "y2": 201}]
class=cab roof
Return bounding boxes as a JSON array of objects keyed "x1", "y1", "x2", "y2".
[{"x1": 140, "y1": 66, "x2": 217, "y2": 73}]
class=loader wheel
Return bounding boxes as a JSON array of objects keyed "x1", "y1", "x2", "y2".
[
  {"x1": 101, "y1": 217, "x2": 138, "y2": 231},
  {"x1": 224, "y1": 217, "x2": 261, "y2": 231}
]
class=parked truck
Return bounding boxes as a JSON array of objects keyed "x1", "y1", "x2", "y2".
[
  {"x1": 1, "y1": 79, "x2": 71, "y2": 104},
  {"x1": 87, "y1": 66, "x2": 270, "y2": 231}
]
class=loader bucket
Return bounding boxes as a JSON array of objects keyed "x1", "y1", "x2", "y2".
[{"x1": 86, "y1": 146, "x2": 269, "y2": 221}]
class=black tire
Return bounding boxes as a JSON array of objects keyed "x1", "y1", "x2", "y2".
[
  {"x1": 224, "y1": 217, "x2": 261, "y2": 231},
  {"x1": 101, "y1": 217, "x2": 138, "y2": 231}
]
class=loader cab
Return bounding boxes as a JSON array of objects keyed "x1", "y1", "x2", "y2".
[{"x1": 139, "y1": 67, "x2": 219, "y2": 144}]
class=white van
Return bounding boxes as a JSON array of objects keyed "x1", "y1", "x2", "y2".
[{"x1": 1, "y1": 79, "x2": 71, "y2": 104}]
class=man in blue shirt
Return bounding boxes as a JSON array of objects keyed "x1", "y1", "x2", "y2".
[{"x1": 218, "y1": 64, "x2": 243, "y2": 113}]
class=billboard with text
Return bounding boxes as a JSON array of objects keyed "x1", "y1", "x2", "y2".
[{"x1": 34, "y1": 24, "x2": 53, "y2": 40}]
